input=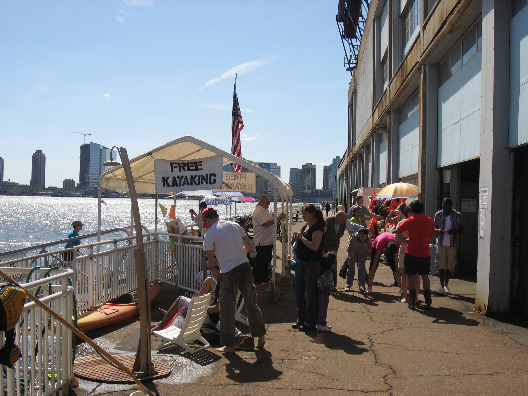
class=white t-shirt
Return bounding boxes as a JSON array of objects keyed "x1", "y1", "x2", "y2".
[
  {"x1": 252, "y1": 204, "x2": 274, "y2": 246},
  {"x1": 203, "y1": 220, "x2": 248, "y2": 273},
  {"x1": 442, "y1": 215, "x2": 452, "y2": 246}
]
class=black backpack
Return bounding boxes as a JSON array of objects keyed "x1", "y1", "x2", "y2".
[{"x1": 0, "y1": 284, "x2": 26, "y2": 368}]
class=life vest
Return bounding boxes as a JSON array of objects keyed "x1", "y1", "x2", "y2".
[{"x1": 0, "y1": 284, "x2": 25, "y2": 368}]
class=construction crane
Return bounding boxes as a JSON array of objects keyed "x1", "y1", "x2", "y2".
[{"x1": 71, "y1": 131, "x2": 92, "y2": 144}]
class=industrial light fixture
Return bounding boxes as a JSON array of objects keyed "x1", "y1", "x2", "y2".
[{"x1": 102, "y1": 146, "x2": 121, "y2": 167}]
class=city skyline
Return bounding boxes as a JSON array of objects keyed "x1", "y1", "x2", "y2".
[
  {"x1": 0, "y1": 146, "x2": 339, "y2": 193},
  {"x1": 0, "y1": 2, "x2": 350, "y2": 189}
]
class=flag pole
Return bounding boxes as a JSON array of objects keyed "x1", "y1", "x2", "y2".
[{"x1": 231, "y1": 73, "x2": 244, "y2": 172}]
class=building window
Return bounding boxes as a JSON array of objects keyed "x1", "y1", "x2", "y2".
[
  {"x1": 439, "y1": 21, "x2": 481, "y2": 86},
  {"x1": 425, "y1": 0, "x2": 438, "y2": 16},
  {"x1": 512, "y1": 0, "x2": 528, "y2": 17},
  {"x1": 402, "y1": 0, "x2": 420, "y2": 55},
  {"x1": 382, "y1": 54, "x2": 389, "y2": 90}
]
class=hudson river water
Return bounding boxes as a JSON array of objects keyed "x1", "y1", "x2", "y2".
[{"x1": 0, "y1": 195, "x2": 256, "y2": 253}]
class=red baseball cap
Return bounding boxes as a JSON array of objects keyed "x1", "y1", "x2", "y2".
[{"x1": 201, "y1": 207, "x2": 218, "y2": 222}]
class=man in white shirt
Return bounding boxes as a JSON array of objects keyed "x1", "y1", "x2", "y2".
[
  {"x1": 251, "y1": 195, "x2": 285, "y2": 284},
  {"x1": 202, "y1": 207, "x2": 266, "y2": 352},
  {"x1": 434, "y1": 198, "x2": 463, "y2": 294},
  {"x1": 189, "y1": 201, "x2": 207, "y2": 236}
]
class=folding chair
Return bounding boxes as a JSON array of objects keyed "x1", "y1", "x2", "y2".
[
  {"x1": 153, "y1": 293, "x2": 211, "y2": 354},
  {"x1": 235, "y1": 291, "x2": 249, "y2": 327}
]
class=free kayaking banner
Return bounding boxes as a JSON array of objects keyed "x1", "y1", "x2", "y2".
[
  {"x1": 154, "y1": 156, "x2": 223, "y2": 193},
  {"x1": 213, "y1": 172, "x2": 256, "y2": 194}
]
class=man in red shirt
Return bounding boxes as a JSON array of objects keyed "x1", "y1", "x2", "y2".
[{"x1": 394, "y1": 201, "x2": 436, "y2": 310}]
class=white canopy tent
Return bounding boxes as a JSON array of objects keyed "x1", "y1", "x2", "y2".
[{"x1": 97, "y1": 135, "x2": 294, "y2": 282}]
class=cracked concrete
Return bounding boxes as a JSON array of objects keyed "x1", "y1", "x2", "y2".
[{"x1": 70, "y1": 219, "x2": 528, "y2": 396}]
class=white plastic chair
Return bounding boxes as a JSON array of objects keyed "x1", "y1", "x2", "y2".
[
  {"x1": 153, "y1": 293, "x2": 211, "y2": 354},
  {"x1": 235, "y1": 291, "x2": 249, "y2": 327}
]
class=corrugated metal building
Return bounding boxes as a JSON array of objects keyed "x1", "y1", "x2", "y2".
[{"x1": 337, "y1": 0, "x2": 528, "y2": 317}]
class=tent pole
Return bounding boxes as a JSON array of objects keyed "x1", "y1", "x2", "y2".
[
  {"x1": 154, "y1": 193, "x2": 158, "y2": 232},
  {"x1": 272, "y1": 188, "x2": 278, "y2": 289}
]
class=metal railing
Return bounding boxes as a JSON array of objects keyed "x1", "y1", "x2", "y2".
[
  {"x1": 0, "y1": 268, "x2": 75, "y2": 396},
  {"x1": 1, "y1": 231, "x2": 205, "y2": 314},
  {"x1": 0, "y1": 228, "x2": 133, "y2": 264}
]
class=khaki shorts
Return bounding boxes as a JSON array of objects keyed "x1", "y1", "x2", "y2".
[{"x1": 435, "y1": 245, "x2": 457, "y2": 272}]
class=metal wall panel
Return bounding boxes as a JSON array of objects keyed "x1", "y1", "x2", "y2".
[
  {"x1": 438, "y1": 51, "x2": 482, "y2": 166},
  {"x1": 381, "y1": 1, "x2": 389, "y2": 58},
  {"x1": 510, "y1": 5, "x2": 528, "y2": 148},
  {"x1": 355, "y1": 30, "x2": 374, "y2": 140},
  {"x1": 377, "y1": 132, "x2": 387, "y2": 185},
  {"x1": 398, "y1": 95, "x2": 419, "y2": 178}
]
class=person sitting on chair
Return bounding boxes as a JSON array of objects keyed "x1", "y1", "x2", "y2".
[{"x1": 151, "y1": 265, "x2": 220, "y2": 331}]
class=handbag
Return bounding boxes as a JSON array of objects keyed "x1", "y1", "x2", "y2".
[{"x1": 339, "y1": 260, "x2": 349, "y2": 279}]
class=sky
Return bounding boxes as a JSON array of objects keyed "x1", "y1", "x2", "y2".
[{"x1": 0, "y1": 1, "x2": 351, "y2": 189}]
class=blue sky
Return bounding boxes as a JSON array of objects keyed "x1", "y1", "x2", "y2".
[{"x1": 0, "y1": 1, "x2": 351, "y2": 189}]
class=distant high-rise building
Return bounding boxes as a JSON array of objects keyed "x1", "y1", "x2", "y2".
[
  {"x1": 0, "y1": 157, "x2": 4, "y2": 184},
  {"x1": 330, "y1": 156, "x2": 341, "y2": 198},
  {"x1": 63, "y1": 178, "x2": 76, "y2": 191},
  {"x1": 79, "y1": 142, "x2": 112, "y2": 189},
  {"x1": 302, "y1": 163, "x2": 316, "y2": 191},
  {"x1": 30, "y1": 150, "x2": 46, "y2": 189},
  {"x1": 254, "y1": 162, "x2": 280, "y2": 197},
  {"x1": 289, "y1": 168, "x2": 303, "y2": 196},
  {"x1": 323, "y1": 165, "x2": 332, "y2": 193}
]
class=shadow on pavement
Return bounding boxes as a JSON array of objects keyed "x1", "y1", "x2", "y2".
[
  {"x1": 332, "y1": 290, "x2": 401, "y2": 306},
  {"x1": 224, "y1": 349, "x2": 282, "y2": 383},
  {"x1": 419, "y1": 306, "x2": 480, "y2": 326},
  {"x1": 305, "y1": 330, "x2": 368, "y2": 355}
]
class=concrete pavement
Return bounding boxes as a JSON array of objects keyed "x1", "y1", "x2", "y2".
[{"x1": 74, "y1": 219, "x2": 528, "y2": 395}]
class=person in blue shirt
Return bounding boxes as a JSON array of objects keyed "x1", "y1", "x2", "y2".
[{"x1": 63, "y1": 220, "x2": 83, "y2": 262}]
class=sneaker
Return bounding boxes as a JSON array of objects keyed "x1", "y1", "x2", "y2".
[
  {"x1": 292, "y1": 321, "x2": 302, "y2": 329},
  {"x1": 400, "y1": 297, "x2": 407, "y2": 303},
  {"x1": 359, "y1": 285, "x2": 365, "y2": 293},
  {"x1": 367, "y1": 286, "x2": 372, "y2": 293},
  {"x1": 444, "y1": 286, "x2": 449, "y2": 293},
  {"x1": 316, "y1": 324, "x2": 331, "y2": 332},
  {"x1": 344, "y1": 286, "x2": 351, "y2": 291},
  {"x1": 437, "y1": 286, "x2": 446, "y2": 294}
]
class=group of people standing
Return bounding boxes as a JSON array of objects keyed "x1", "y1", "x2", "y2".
[
  {"x1": 65, "y1": 191, "x2": 462, "y2": 352},
  {"x1": 343, "y1": 196, "x2": 462, "y2": 310}
]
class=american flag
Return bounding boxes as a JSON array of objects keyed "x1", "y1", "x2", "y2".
[{"x1": 231, "y1": 80, "x2": 244, "y2": 172}]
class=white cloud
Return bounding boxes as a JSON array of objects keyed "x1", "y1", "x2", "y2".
[
  {"x1": 103, "y1": 93, "x2": 110, "y2": 98},
  {"x1": 121, "y1": 0, "x2": 154, "y2": 7},
  {"x1": 115, "y1": 3, "x2": 149, "y2": 22},
  {"x1": 204, "y1": 60, "x2": 268, "y2": 88},
  {"x1": 241, "y1": 134, "x2": 257, "y2": 141}
]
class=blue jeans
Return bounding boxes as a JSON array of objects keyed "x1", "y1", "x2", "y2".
[
  {"x1": 293, "y1": 257, "x2": 321, "y2": 326},
  {"x1": 346, "y1": 259, "x2": 366, "y2": 288}
]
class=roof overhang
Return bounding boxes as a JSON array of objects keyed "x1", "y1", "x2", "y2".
[{"x1": 99, "y1": 136, "x2": 293, "y2": 198}]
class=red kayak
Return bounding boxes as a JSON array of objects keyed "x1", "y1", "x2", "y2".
[{"x1": 77, "y1": 283, "x2": 162, "y2": 332}]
